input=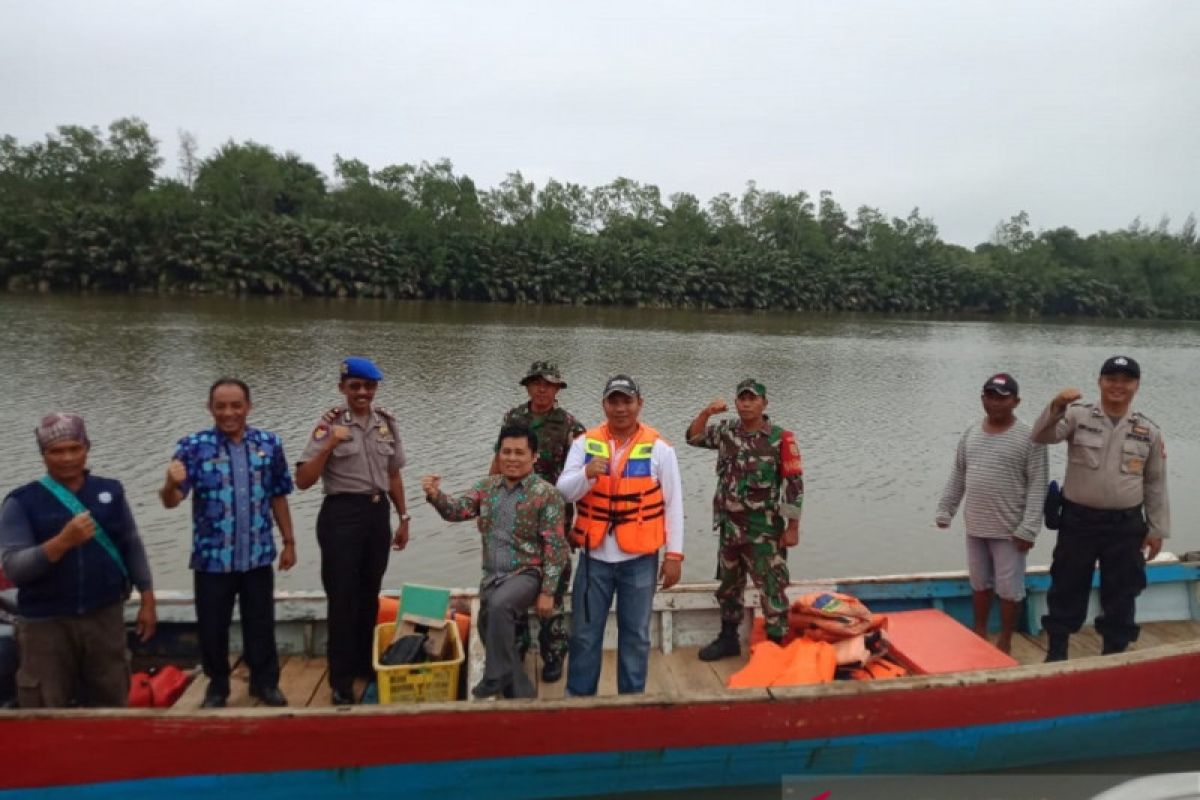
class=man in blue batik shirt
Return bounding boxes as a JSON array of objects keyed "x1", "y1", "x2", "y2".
[{"x1": 160, "y1": 378, "x2": 296, "y2": 708}]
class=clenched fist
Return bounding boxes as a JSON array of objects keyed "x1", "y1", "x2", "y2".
[
  {"x1": 60, "y1": 512, "x2": 96, "y2": 547},
  {"x1": 1052, "y1": 387, "x2": 1082, "y2": 411},
  {"x1": 165, "y1": 459, "x2": 187, "y2": 488},
  {"x1": 421, "y1": 474, "x2": 441, "y2": 498},
  {"x1": 585, "y1": 457, "x2": 610, "y2": 480}
]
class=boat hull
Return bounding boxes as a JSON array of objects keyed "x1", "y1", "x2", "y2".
[{"x1": 4, "y1": 644, "x2": 1200, "y2": 798}]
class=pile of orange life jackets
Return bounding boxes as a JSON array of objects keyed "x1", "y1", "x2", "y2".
[{"x1": 729, "y1": 592, "x2": 908, "y2": 688}]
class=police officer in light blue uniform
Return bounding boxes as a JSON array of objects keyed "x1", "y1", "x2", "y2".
[{"x1": 295, "y1": 357, "x2": 410, "y2": 705}]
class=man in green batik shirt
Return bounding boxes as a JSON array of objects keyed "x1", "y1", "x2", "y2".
[
  {"x1": 490, "y1": 361, "x2": 585, "y2": 683},
  {"x1": 686, "y1": 379, "x2": 804, "y2": 661},
  {"x1": 426, "y1": 425, "x2": 569, "y2": 699}
]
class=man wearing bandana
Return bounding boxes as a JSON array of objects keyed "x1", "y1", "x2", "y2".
[{"x1": 0, "y1": 413, "x2": 156, "y2": 708}]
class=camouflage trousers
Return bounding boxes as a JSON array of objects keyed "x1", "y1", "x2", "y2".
[
  {"x1": 715, "y1": 522, "x2": 790, "y2": 639},
  {"x1": 516, "y1": 557, "x2": 572, "y2": 662}
]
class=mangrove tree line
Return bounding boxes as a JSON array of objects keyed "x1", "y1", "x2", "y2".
[{"x1": 2, "y1": 118, "x2": 1198, "y2": 318}]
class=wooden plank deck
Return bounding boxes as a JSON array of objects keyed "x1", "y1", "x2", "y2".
[{"x1": 163, "y1": 620, "x2": 1200, "y2": 709}]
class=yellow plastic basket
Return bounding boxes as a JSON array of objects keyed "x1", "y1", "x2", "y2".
[{"x1": 373, "y1": 621, "x2": 464, "y2": 704}]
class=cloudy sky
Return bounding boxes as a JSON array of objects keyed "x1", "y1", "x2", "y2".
[{"x1": 2, "y1": 1, "x2": 1197, "y2": 245}]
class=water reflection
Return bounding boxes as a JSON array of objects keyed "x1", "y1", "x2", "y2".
[{"x1": 2, "y1": 295, "x2": 1197, "y2": 590}]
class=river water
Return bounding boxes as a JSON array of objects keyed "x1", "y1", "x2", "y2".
[{"x1": 1, "y1": 294, "x2": 1197, "y2": 591}]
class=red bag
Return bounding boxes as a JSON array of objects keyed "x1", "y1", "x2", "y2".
[{"x1": 128, "y1": 666, "x2": 191, "y2": 708}]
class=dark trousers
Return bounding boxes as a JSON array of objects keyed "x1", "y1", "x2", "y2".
[
  {"x1": 479, "y1": 572, "x2": 540, "y2": 698},
  {"x1": 194, "y1": 566, "x2": 279, "y2": 695},
  {"x1": 1042, "y1": 501, "x2": 1148, "y2": 649},
  {"x1": 317, "y1": 494, "x2": 391, "y2": 693},
  {"x1": 515, "y1": 558, "x2": 572, "y2": 662}
]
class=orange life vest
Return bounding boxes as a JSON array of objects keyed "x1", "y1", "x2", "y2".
[
  {"x1": 571, "y1": 424, "x2": 667, "y2": 554},
  {"x1": 727, "y1": 638, "x2": 837, "y2": 689},
  {"x1": 789, "y1": 591, "x2": 886, "y2": 642}
]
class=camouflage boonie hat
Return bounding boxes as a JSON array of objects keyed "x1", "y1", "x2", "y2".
[
  {"x1": 520, "y1": 361, "x2": 567, "y2": 389},
  {"x1": 736, "y1": 378, "x2": 766, "y2": 397}
]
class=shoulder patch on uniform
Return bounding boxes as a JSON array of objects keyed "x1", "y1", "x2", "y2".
[
  {"x1": 312, "y1": 423, "x2": 330, "y2": 441},
  {"x1": 780, "y1": 430, "x2": 803, "y2": 477}
]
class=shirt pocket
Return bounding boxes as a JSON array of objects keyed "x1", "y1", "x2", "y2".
[
  {"x1": 1068, "y1": 429, "x2": 1105, "y2": 469},
  {"x1": 331, "y1": 437, "x2": 362, "y2": 459},
  {"x1": 373, "y1": 439, "x2": 396, "y2": 459},
  {"x1": 1121, "y1": 439, "x2": 1150, "y2": 475}
]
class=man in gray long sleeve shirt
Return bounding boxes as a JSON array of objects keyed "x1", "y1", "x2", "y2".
[
  {"x1": 1031, "y1": 355, "x2": 1168, "y2": 661},
  {"x1": 0, "y1": 413, "x2": 155, "y2": 707},
  {"x1": 936, "y1": 373, "x2": 1047, "y2": 654}
]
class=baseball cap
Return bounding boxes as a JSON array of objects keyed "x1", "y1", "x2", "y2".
[
  {"x1": 340, "y1": 356, "x2": 383, "y2": 381},
  {"x1": 602, "y1": 374, "x2": 641, "y2": 399},
  {"x1": 520, "y1": 361, "x2": 567, "y2": 388},
  {"x1": 1100, "y1": 355, "x2": 1140, "y2": 380},
  {"x1": 736, "y1": 378, "x2": 766, "y2": 397},
  {"x1": 982, "y1": 373, "x2": 1019, "y2": 397}
]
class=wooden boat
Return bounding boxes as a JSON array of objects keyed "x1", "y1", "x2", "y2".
[{"x1": 2, "y1": 555, "x2": 1199, "y2": 798}]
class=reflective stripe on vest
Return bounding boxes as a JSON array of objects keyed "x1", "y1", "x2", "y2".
[{"x1": 572, "y1": 424, "x2": 666, "y2": 554}]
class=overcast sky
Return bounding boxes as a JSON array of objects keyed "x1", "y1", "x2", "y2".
[{"x1": 2, "y1": 1, "x2": 1197, "y2": 246}]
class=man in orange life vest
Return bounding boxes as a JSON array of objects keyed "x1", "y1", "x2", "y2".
[{"x1": 556, "y1": 374, "x2": 685, "y2": 695}]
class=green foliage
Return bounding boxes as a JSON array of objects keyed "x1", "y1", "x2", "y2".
[{"x1": 2, "y1": 120, "x2": 1199, "y2": 319}]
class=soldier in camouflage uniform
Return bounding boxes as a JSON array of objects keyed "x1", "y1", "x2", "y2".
[
  {"x1": 491, "y1": 361, "x2": 586, "y2": 682},
  {"x1": 686, "y1": 379, "x2": 804, "y2": 661}
]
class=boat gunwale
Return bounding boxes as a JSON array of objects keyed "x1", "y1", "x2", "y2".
[{"x1": 5, "y1": 635, "x2": 1199, "y2": 722}]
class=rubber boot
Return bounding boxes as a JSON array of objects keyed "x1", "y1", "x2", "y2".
[
  {"x1": 699, "y1": 621, "x2": 741, "y2": 662},
  {"x1": 1044, "y1": 634, "x2": 1069, "y2": 663}
]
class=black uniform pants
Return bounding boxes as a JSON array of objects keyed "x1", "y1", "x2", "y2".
[
  {"x1": 194, "y1": 566, "x2": 279, "y2": 696},
  {"x1": 1042, "y1": 501, "x2": 1148, "y2": 649},
  {"x1": 317, "y1": 494, "x2": 392, "y2": 692}
]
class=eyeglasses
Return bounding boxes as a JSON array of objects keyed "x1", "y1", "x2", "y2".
[{"x1": 344, "y1": 380, "x2": 378, "y2": 392}]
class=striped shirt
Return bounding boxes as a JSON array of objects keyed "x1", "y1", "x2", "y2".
[{"x1": 935, "y1": 420, "x2": 1048, "y2": 542}]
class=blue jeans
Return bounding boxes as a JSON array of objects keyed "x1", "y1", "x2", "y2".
[{"x1": 567, "y1": 553, "x2": 657, "y2": 696}]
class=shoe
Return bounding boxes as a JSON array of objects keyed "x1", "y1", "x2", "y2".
[
  {"x1": 250, "y1": 685, "x2": 288, "y2": 707},
  {"x1": 331, "y1": 687, "x2": 356, "y2": 706},
  {"x1": 200, "y1": 690, "x2": 227, "y2": 709},
  {"x1": 471, "y1": 678, "x2": 509, "y2": 700},
  {"x1": 1044, "y1": 634, "x2": 1069, "y2": 663},
  {"x1": 541, "y1": 656, "x2": 563, "y2": 683},
  {"x1": 1101, "y1": 640, "x2": 1128, "y2": 655},
  {"x1": 699, "y1": 622, "x2": 741, "y2": 662}
]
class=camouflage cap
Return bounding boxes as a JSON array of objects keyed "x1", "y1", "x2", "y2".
[
  {"x1": 736, "y1": 378, "x2": 766, "y2": 397},
  {"x1": 520, "y1": 361, "x2": 567, "y2": 388}
]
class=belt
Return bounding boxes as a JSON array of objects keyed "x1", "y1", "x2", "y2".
[
  {"x1": 325, "y1": 492, "x2": 386, "y2": 504},
  {"x1": 1062, "y1": 498, "x2": 1143, "y2": 523}
]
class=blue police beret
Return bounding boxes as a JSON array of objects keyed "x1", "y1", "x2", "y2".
[{"x1": 340, "y1": 356, "x2": 383, "y2": 381}]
